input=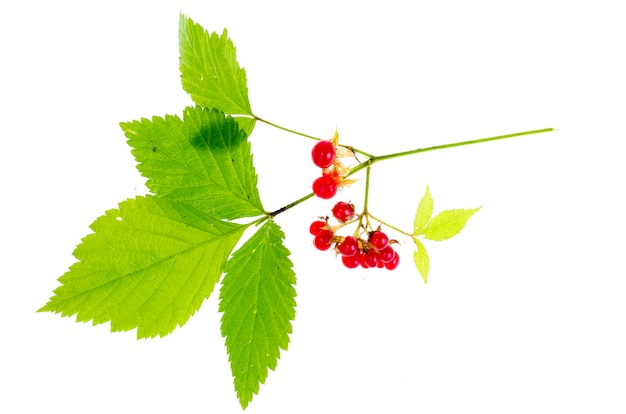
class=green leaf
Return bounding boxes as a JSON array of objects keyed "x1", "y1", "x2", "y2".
[
  {"x1": 38, "y1": 195, "x2": 245, "y2": 339},
  {"x1": 422, "y1": 207, "x2": 481, "y2": 241},
  {"x1": 121, "y1": 106, "x2": 265, "y2": 220},
  {"x1": 414, "y1": 185, "x2": 433, "y2": 234},
  {"x1": 179, "y1": 14, "x2": 253, "y2": 117},
  {"x1": 219, "y1": 220, "x2": 297, "y2": 409},
  {"x1": 233, "y1": 116, "x2": 256, "y2": 137},
  {"x1": 413, "y1": 238, "x2": 430, "y2": 284}
]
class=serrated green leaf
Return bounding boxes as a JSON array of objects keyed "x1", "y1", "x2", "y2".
[
  {"x1": 233, "y1": 116, "x2": 256, "y2": 137},
  {"x1": 39, "y1": 196, "x2": 245, "y2": 339},
  {"x1": 179, "y1": 14, "x2": 253, "y2": 117},
  {"x1": 121, "y1": 106, "x2": 264, "y2": 220},
  {"x1": 414, "y1": 185, "x2": 433, "y2": 234},
  {"x1": 413, "y1": 238, "x2": 430, "y2": 284},
  {"x1": 422, "y1": 207, "x2": 481, "y2": 241},
  {"x1": 219, "y1": 220, "x2": 296, "y2": 409}
]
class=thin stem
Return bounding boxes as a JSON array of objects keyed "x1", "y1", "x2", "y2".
[
  {"x1": 367, "y1": 213, "x2": 413, "y2": 238},
  {"x1": 255, "y1": 116, "x2": 323, "y2": 141},
  {"x1": 347, "y1": 128, "x2": 555, "y2": 177},
  {"x1": 362, "y1": 167, "x2": 374, "y2": 229},
  {"x1": 339, "y1": 145, "x2": 375, "y2": 159},
  {"x1": 268, "y1": 192, "x2": 315, "y2": 217},
  {"x1": 248, "y1": 214, "x2": 270, "y2": 227},
  {"x1": 254, "y1": 116, "x2": 374, "y2": 158},
  {"x1": 362, "y1": 166, "x2": 371, "y2": 213}
]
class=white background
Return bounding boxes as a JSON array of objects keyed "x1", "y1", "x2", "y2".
[{"x1": 2, "y1": 1, "x2": 625, "y2": 412}]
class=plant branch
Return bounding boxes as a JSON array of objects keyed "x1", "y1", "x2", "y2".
[
  {"x1": 362, "y1": 166, "x2": 371, "y2": 214},
  {"x1": 254, "y1": 116, "x2": 374, "y2": 158},
  {"x1": 268, "y1": 192, "x2": 315, "y2": 217},
  {"x1": 347, "y1": 128, "x2": 555, "y2": 177},
  {"x1": 255, "y1": 116, "x2": 323, "y2": 141},
  {"x1": 367, "y1": 213, "x2": 413, "y2": 238}
]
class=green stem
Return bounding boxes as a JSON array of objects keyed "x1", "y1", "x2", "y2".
[
  {"x1": 268, "y1": 192, "x2": 315, "y2": 217},
  {"x1": 255, "y1": 116, "x2": 323, "y2": 141},
  {"x1": 347, "y1": 128, "x2": 555, "y2": 177},
  {"x1": 360, "y1": 166, "x2": 373, "y2": 230},
  {"x1": 254, "y1": 116, "x2": 373, "y2": 158},
  {"x1": 367, "y1": 213, "x2": 413, "y2": 238},
  {"x1": 363, "y1": 166, "x2": 371, "y2": 213},
  {"x1": 340, "y1": 145, "x2": 374, "y2": 159},
  {"x1": 248, "y1": 214, "x2": 270, "y2": 227}
]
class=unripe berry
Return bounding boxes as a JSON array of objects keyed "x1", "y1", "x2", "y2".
[
  {"x1": 312, "y1": 174, "x2": 338, "y2": 199},
  {"x1": 311, "y1": 140, "x2": 336, "y2": 168},
  {"x1": 332, "y1": 201, "x2": 355, "y2": 223}
]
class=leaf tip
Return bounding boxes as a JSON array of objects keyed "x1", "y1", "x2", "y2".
[{"x1": 36, "y1": 303, "x2": 49, "y2": 313}]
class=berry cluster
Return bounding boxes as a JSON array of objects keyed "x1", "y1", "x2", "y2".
[
  {"x1": 311, "y1": 138, "x2": 352, "y2": 199},
  {"x1": 338, "y1": 230, "x2": 400, "y2": 270},
  {"x1": 309, "y1": 202, "x2": 400, "y2": 270},
  {"x1": 311, "y1": 140, "x2": 339, "y2": 199}
]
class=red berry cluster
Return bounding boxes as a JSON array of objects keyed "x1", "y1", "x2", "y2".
[
  {"x1": 311, "y1": 139, "x2": 351, "y2": 199},
  {"x1": 311, "y1": 140, "x2": 338, "y2": 199},
  {"x1": 309, "y1": 202, "x2": 400, "y2": 271},
  {"x1": 338, "y1": 230, "x2": 400, "y2": 270}
]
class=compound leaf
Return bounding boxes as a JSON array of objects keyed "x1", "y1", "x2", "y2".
[
  {"x1": 422, "y1": 207, "x2": 481, "y2": 241},
  {"x1": 414, "y1": 185, "x2": 433, "y2": 234},
  {"x1": 121, "y1": 106, "x2": 264, "y2": 220},
  {"x1": 219, "y1": 220, "x2": 297, "y2": 409},
  {"x1": 39, "y1": 195, "x2": 245, "y2": 339},
  {"x1": 179, "y1": 14, "x2": 253, "y2": 117},
  {"x1": 413, "y1": 238, "x2": 430, "y2": 284}
]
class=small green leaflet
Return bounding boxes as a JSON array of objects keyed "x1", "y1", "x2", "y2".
[
  {"x1": 412, "y1": 187, "x2": 480, "y2": 283},
  {"x1": 179, "y1": 14, "x2": 255, "y2": 135},
  {"x1": 422, "y1": 208, "x2": 481, "y2": 241},
  {"x1": 39, "y1": 196, "x2": 245, "y2": 339},
  {"x1": 219, "y1": 220, "x2": 297, "y2": 409},
  {"x1": 413, "y1": 238, "x2": 430, "y2": 284},
  {"x1": 121, "y1": 106, "x2": 264, "y2": 220},
  {"x1": 413, "y1": 185, "x2": 433, "y2": 233}
]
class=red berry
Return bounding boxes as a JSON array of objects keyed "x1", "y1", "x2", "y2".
[
  {"x1": 313, "y1": 174, "x2": 338, "y2": 199},
  {"x1": 337, "y1": 236, "x2": 358, "y2": 257},
  {"x1": 341, "y1": 254, "x2": 360, "y2": 269},
  {"x1": 314, "y1": 229, "x2": 334, "y2": 251},
  {"x1": 363, "y1": 250, "x2": 378, "y2": 268},
  {"x1": 369, "y1": 231, "x2": 389, "y2": 250},
  {"x1": 378, "y1": 245, "x2": 395, "y2": 263},
  {"x1": 312, "y1": 140, "x2": 336, "y2": 168},
  {"x1": 309, "y1": 220, "x2": 326, "y2": 236},
  {"x1": 383, "y1": 251, "x2": 400, "y2": 270},
  {"x1": 332, "y1": 202, "x2": 355, "y2": 222},
  {"x1": 358, "y1": 251, "x2": 370, "y2": 268}
]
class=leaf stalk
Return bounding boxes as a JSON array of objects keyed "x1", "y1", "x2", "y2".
[
  {"x1": 255, "y1": 116, "x2": 323, "y2": 141},
  {"x1": 268, "y1": 192, "x2": 315, "y2": 217}
]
